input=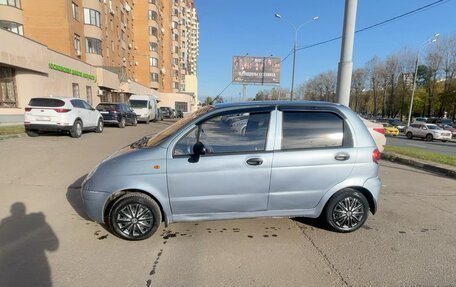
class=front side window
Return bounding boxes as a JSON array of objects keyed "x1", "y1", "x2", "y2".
[
  {"x1": 174, "y1": 111, "x2": 270, "y2": 156},
  {"x1": 86, "y1": 38, "x2": 102, "y2": 55},
  {"x1": 0, "y1": 66, "x2": 17, "y2": 108},
  {"x1": 0, "y1": 0, "x2": 21, "y2": 8},
  {"x1": 84, "y1": 8, "x2": 101, "y2": 27},
  {"x1": 0, "y1": 20, "x2": 23, "y2": 35},
  {"x1": 281, "y1": 111, "x2": 344, "y2": 150}
]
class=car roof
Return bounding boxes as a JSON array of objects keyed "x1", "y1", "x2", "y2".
[{"x1": 214, "y1": 100, "x2": 343, "y2": 109}]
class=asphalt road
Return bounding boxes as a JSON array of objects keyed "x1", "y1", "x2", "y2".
[
  {"x1": 386, "y1": 134, "x2": 456, "y2": 156},
  {"x1": 0, "y1": 121, "x2": 455, "y2": 287}
]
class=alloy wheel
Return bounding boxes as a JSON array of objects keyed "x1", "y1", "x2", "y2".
[
  {"x1": 115, "y1": 204, "x2": 154, "y2": 237},
  {"x1": 332, "y1": 197, "x2": 365, "y2": 230}
]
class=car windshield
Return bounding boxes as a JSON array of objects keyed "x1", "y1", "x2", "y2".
[
  {"x1": 129, "y1": 100, "x2": 148, "y2": 108},
  {"x1": 426, "y1": 124, "x2": 441, "y2": 130},
  {"x1": 130, "y1": 106, "x2": 214, "y2": 148}
]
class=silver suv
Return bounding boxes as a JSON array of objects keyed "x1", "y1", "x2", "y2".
[
  {"x1": 405, "y1": 123, "x2": 452, "y2": 142},
  {"x1": 81, "y1": 101, "x2": 381, "y2": 240}
]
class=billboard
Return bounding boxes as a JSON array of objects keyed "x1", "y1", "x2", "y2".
[{"x1": 232, "y1": 56, "x2": 280, "y2": 84}]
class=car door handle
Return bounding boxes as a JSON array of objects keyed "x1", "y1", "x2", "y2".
[
  {"x1": 335, "y1": 153, "x2": 350, "y2": 161},
  {"x1": 246, "y1": 158, "x2": 263, "y2": 166}
]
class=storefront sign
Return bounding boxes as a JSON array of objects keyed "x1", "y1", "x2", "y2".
[{"x1": 48, "y1": 63, "x2": 96, "y2": 81}]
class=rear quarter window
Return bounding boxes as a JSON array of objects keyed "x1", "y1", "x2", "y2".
[
  {"x1": 29, "y1": 98, "x2": 65, "y2": 107},
  {"x1": 282, "y1": 111, "x2": 345, "y2": 150}
]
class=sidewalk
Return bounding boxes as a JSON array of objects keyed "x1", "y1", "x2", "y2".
[{"x1": 382, "y1": 151, "x2": 456, "y2": 179}]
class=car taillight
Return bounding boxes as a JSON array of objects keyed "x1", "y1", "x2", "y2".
[
  {"x1": 372, "y1": 149, "x2": 381, "y2": 164},
  {"x1": 25, "y1": 107, "x2": 32, "y2": 112},
  {"x1": 373, "y1": 127, "x2": 385, "y2": 134},
  {"x1": 54, "y1": 108, "x2": 71, "y2": 113}
]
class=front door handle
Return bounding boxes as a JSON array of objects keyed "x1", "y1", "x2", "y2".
[
  {"x1": 246, "y1": 158, "x2": 263, "y2": 166},
  {"x1": 335, "y1": 153, "x2": 350, "y2": 161}
]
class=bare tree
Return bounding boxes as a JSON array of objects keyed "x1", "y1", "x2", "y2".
[
  {"x1": 424, "y1": 48, "x2": 443, "y2": 116},
  {"x1": 350, "y1": 68, "x2": 367, "y2": 112}
]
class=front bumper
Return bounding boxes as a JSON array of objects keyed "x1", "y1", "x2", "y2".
[
  {"x1": 434, "y1": 134, "x2": 452, "y2": 140},
  {"x1": 81, "y1": 188, "x2": 111, "y2": 223}
]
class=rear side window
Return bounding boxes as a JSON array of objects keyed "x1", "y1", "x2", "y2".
[
  {"x1": 282, "y1": 111, "x2": 344, "y2": 150},
  {"x1": 29, "y1": 98, "x2": 65, "y2": 107}
]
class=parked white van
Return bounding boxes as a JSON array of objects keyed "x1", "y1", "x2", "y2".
[{"x1": 128, "y1": 95, "x2": 158, "y2": 123}]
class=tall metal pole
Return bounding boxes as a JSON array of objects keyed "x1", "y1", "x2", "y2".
[
  {"x1": 290, "y1": 37, "x2": 297, "y2": 101},
  {"x1": 336, "y1": 0, "x2": 358, "y2": 106}
]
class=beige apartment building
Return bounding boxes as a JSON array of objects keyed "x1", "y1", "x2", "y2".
[{"x1": 0, "y1": 0, "x2": 199, "y2": 123}]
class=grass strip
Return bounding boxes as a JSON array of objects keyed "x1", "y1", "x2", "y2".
[
  {"x1": 0, "y1": 125, "x2": 25, "y2": 136},
  {"x1": 384, "y1": 145, "x2": 456, "y2": 167}
]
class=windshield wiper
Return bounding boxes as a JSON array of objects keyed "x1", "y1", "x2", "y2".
[{"x1": 130, "y1": 135, "x2": 150, "y2": 148}]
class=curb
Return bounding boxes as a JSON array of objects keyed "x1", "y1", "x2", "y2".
[
  {"x1": 0, "y1": 133, "x2": 26, "y2": 140},
  {"x1": 382, "y1": 152, "x2": 456, "y2": 179}
]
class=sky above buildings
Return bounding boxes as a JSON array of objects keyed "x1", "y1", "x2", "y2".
[{"x1": 195, "y1": 0, "x2": 456, "y2": 102}]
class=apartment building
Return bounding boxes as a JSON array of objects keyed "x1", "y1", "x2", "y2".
[{"x1": 0, "y1": 0, "x2": 199, "y2": 122}]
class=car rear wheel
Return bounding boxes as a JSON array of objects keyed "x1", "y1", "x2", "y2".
[
  {"x1": 70, "y1": 120, "x2": 82, "y2": 138},
  {"x1": 26, "y1": 130, "x2": 39, "y2": 137},
  {"x1": 95, "y1": 119, "x2": 103, "y2": 133},
  {"x1": 108, "y1": 193, "x2": 161, "y2": 241},
  {"x1": 118, "y1": 117, "x2": 126, "y2": 128},
  {"x1": 406, "y1": 132, "x2": 413, "y2": 139},
  {"x1": 425, "y1": 134, "x2": 433, "y2": 141},
  {"x1": 132, "y1": 117, "x2": 138, "y2": 126},
  {"x1": 323, "y1": 189, "x2": 369, "y2": 233}
]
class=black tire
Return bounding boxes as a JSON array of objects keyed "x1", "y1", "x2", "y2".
[
  {"x1": 108, "y1": 193, "x2": 161, "y2": 241},
  {"x1": 95, "y1": 119, "x2": 103, "y2": 133},
  {"x1": 70, "y1": 120, "x2": 82, "y2": 138},
  {"x1": 406, "y1": 132, "x2": 413, "y2": 139},
  {"x1": 425, "y1": 133, "x2": 433, "y2": 141},
  {"x1": 132, "y1": 117, "x2": 138, "y2": 126},
  {"x1": 26, "y1": 130, "x2": 39, "y2": 137},
  {"x1": 323, "y1": 189, "x2": 369, "y2": 233},
  {"x1": 118, "y1": 117, "x2": 126, "y2": 128}
]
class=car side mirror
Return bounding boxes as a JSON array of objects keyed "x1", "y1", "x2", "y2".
[{"x1": 188, "y1": 142, "x2": 206, "y2": 163}]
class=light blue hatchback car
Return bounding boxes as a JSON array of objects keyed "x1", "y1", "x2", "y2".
[{"x1": 81, "y1": 101, "x2": 381, "y2": 240}]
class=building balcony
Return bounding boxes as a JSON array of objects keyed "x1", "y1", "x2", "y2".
[{"x1": 0, "y1": 5, "x2": 24, "y2": 26}]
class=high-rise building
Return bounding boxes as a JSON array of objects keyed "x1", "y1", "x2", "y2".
[{"x1": 0, "y1": 0, "x2": 199, "y2": 123}]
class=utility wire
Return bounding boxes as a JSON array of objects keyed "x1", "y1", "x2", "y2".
[{"x1": 295, "y1": 0, "x2": 451, "y2": 52}]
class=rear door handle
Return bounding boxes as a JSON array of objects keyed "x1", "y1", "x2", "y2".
[
  {"x1": 246, "y1": 158, "x2": 263, "y2": 166},
  {"x1": 335, "y1": 153, "x2": 350, "y2": 161}
]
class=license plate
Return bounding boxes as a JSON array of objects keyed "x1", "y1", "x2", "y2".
[
  {"x1": 36, "y1": 117, "x2": 50, "y2": 121},
  {"x1": 100, "y1": 111, "x2": 109, "y2": 114}
]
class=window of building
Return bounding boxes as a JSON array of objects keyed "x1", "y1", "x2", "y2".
[
  {"x1": 150, "y1": 73, "x2": 159, "y2": 82},
  {"x1": 72, "y1": 83, "x2": 80, "y2": 98},
  {"x1": 0, "y1": 0, "x2": 21, "y2": 8},
  {"x1": 173, "y1": 33, "x2": 178, "y2": 41},
  {"x1": 149, "y1": 42, "x2": 158, "y2": 52},
  {"x1": 172, "y1": 8, "x2": 178, "y2": 16},
  {"x1": 173, "y1": 58, "x2": 178, "y2": 66},
  {"x1": 84, "y1": 8, "x2": 101, "y2": 27},
  {"x1": 173, "y1": 46, "x2": 179, "y2": 53},
  {"x1": 148, "y1": 10, "x2": 157, "y2": 21},
  {"x1": 86, "y1": 38, "x2": 102, "y2": 55},
  {"x1": 173, "y1": 70, "x2": 178, "y2": 77},
  {"x1": 175, "y1": 101, "x2": 188, "y2": 113},
  {"x1": 148, "y1": 0, "x2": 156, "y2": 4},
  {"x1": 149, "y1": 26, "x2": 158, "y2": 36},
  {"x1": 0, "y1": 67, "x2": 17, "y2": 108},
  {"x1": 74, "y1": 34, "x2": 81, "y2": 56},
  {"x1": 86, "y1": 86, "x2": 93, "y2": 105},
  {"x1": 281, "y1": 111, "x2": 344, "y2": 150},
  {"x1": 0, "y1": 20, "x2": 23, "y2": 35},
  {"x1": 171, "y1": 21, "x2": 178, "y2": 29},
  {"x1": 149, "y1": 57, "x2": 158, "y2": 67},
  {"x1": 71, "y1": 2, "x2": 79, "y2": 20},
  {"x1": 173, "y1": 82, "x2": 179, "y2": 89}
]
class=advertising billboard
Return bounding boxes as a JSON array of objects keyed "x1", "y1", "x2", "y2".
[{"x1": 232, "y1": 56, "x2": 280, "y2": 84}]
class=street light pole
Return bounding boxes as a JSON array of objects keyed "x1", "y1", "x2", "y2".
[
  {"x1": 406, "y1": 33, "x2": 439, "y2": 127},
  {"x1": 275, "y1": 14, "x2": 318, "y2": 101}
]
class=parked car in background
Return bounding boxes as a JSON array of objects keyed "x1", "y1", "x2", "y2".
[
  {"x1": 413, "y1": 117, "x2": 428, "y2": 123},
  {"x1": 24, "y1": 97, "x2": 103, "y2": 138},
  {"x1": 96, "y1": 103, "x2": 137, "y2": 128},
  {"x1": 156, "y1": 108, "x2": 164, "y2": 121},
  {"x1": 175, "y1": 110, "x2": 184, "y2": 118},
  {"x1": 360, "y1": 117, "x2": 386, "y2": 152},
  {"x1": 160, "y1": 107, "x2": 175, "y2": 118},
  {"x1": 426, "y1": 118, "x2": 454, "y2": 128},
  {"x1": 442, "y1": 124, "x2": 456, "y2": 138},
  {"x1": 405, "y1": 123, "x2": 452, "y2": 142},
  {"x1": 82, "y1": 101, "x2": 381, "y2": 240},
  {"x1": 128, "y1": 95, "x2": 158, "y2": 123},
  {"x1": 382, "y1": 123, "x2": 399, "y2": 136},
  {"x1": 387, "y1": 119, "x2": 406, "y2": 133}
]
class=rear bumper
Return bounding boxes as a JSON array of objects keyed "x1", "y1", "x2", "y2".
[
  {"x1": 101, "y1": 114, "x2": 121, "y2": 124},
  {"x1": 363, "y1": 176, "x2": 381, "y2": 214},
  {"x1": 25, "y1": 123, "x2": 72, "y2": 132}
]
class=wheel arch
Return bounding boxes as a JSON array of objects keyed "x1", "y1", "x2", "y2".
[
  {"x1": 337, "y1": 186, "x2": 377, "y2": 215},
  {"x1": 103, "y1": 189, "x2": 168, "y2": 225}
]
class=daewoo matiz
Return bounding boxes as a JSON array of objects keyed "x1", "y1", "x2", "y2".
[{"x1": 81, "y1": 101, "x2": 381, "y2": 240}]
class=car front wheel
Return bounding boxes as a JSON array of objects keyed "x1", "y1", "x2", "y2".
[
  {"x1": 406, "y1": 132, "x2": 413, "y2": 139},
  {"x1": 425, "y1": 134, "x2": 433, "y2": 141},
  {"x1": 118, "y1": 117, "x2": 126, "y2": 128},
  {"x1": 108, "y1": 193, "x2": 162, "y2": 241},
  {"x1": 323, "y1": 189, "x2": 369, "y2": 233}
]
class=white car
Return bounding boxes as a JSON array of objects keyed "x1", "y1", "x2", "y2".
[
  {"x1": 360, "y1": 118, "x2": 386, "y2": 152},
  {"x1": 24, "y1": 97, "x2": 103, "y2": 138},
  {"x1": 405, "y1": 123, "x2": 452, "y2": 142}
]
